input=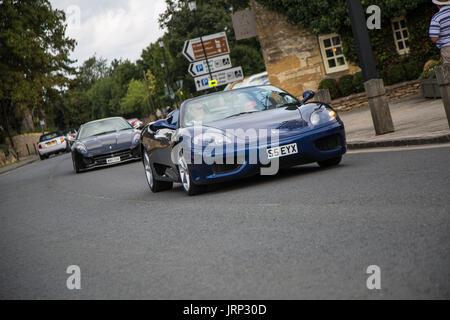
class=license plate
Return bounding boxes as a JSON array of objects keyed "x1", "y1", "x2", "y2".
[
  {"x1": 46, "y1": 141, "x2": 56, "y2": 146},
  {"x1": 106, "y1": 156, "x2": 121, "y2": 164},
  {"x1": 267, "y1": 143, "x2": 298, "y2": 159}
]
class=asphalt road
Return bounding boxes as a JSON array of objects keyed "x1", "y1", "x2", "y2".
[{"x1": 1, "y1": 145, "x2": 449, "y2": 299}]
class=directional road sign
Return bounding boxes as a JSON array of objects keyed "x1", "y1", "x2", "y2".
[
  {"x1": 194, "y1": 66, "x2": 244, "y2": 91},
  {"x1": 182, "y1": 32, "x2": 230, "y2": 62},
  {"x1": 188, "y1": 54, "x2": 232, "y2": 77}
]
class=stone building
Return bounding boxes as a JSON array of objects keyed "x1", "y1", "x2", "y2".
[{"x1": 251, "y1": 0, "x2": 361, "y2": 97}]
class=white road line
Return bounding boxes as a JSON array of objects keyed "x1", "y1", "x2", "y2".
[{"x1": 347, "y1": 143, "x2": 450, "y2": 154}]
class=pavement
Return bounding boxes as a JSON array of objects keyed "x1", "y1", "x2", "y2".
[
  {"x1": 0, "y1": 145, "x2": 449, "y2": 299},
  {"x1": 0, "y1": 155, "x2": 39, "y2": 175},
  {"x1": 340, "y1": 94, "x2": 450, "y2": 149}
]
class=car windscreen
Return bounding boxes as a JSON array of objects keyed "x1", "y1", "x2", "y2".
[
  {"x1": 181, "y1": 86, "x2": 299, "y2": 127},
  {"x1": 78, "y1": 118, "x2": 132, "y2": 139},
  {"x1": 39, "y1": 132, "x2": 62, "y2": 142}
]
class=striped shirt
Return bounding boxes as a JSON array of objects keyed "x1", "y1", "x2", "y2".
[{"x1": 430, "y1": 6, "x2": 450, "y2": 49}]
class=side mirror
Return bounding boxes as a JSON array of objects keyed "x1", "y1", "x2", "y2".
[
  {"x1": 300, "y1": 90, "x2": 315, "y2": 104},
  {"x1": 150, "y1": 119, "x2": 176, "y2": 132}
]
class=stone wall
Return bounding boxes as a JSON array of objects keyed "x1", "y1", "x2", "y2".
[
  {"x1": 6, "y1": 133, "x2": 42, "y2": 158},
  {"x1": 331, "y1": 80, "x2": 421, "y2": 112},
  {"x1": 251, "y1": 0, "x2": 359, "y2": 97},
  {"x1": 0, "y1": 150, "x2": 17, "y2": 167}
]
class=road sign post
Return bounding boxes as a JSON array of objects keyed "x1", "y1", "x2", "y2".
[
  {"x1": 182, "y1": 30, "x2": 242, "y2": 92},
  {"x1": 188, "y1": 54, "x2": 232, "y2": 77},
  {"x1": 194, "y1": 67, "x2": 244, "y2": 91}
]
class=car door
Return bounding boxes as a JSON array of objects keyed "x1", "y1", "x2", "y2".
[{"x1": 146, "y1": 110, "x2": 180, "y2": 181}]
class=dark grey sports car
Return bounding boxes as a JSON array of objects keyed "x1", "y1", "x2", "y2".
[{"x1": 71, "y1": 117, "x2": 141, "y2": 173}]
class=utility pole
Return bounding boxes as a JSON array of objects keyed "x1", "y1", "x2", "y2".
[{"x1": 346, "y1": 0, "x2": 394, "y2": 135}]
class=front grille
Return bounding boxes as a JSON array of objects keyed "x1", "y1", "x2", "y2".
[
  {"x1": 93, "y1": 149, "x2": 134, "y2": 165},
  {"x1": 315, "y1": 134, "x2": 342, "y2": 151}
]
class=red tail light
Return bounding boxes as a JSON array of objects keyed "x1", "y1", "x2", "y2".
[
  {"x1": 38, "y1": 144, "x2": 42, "y2": 149},
  {"x1": 60, "y1": 137, "x2": 64, "y2": 143}
]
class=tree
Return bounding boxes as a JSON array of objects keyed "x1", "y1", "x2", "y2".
[
  {"x1": 120, "y1": 79, "x2": 151, "y2": 118},
  {"x1": 0, "y1": 0, "x2": 75, "y2": 146},
  {"x1": 147, "y1": 0, "x2": 265, "y2": 97}
]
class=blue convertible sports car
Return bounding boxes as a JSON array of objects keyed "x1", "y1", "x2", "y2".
[{"x1": 140, "y1": 85, "x2": 346, "y2": 195}]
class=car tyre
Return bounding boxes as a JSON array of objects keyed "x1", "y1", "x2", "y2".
[
  {"x1": 39, "y1": 154, "x2": 45, "y2": 160},
  {"x1": 72, "y1": 154, "x2": 81, "y2": 173},
  {"x1": 143, "y1": 150, "x2": 173, "y2": 192},
  {"x1": 317, "y1": 155, "x2": 342, "y2": 168},
  {"x1": 177, "y1": 152, "x2": 206, "y2": 196}
]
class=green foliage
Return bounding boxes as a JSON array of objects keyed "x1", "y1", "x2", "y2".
[
  {"x1": 385, "y1": 64, "x2": 406, "y2": 85},
  {"x1": 120, "y1": 80, "x2": 151, "y2": 118},
  {"x1": 256, "y1": 0, "x2": 438, "y2": 81},
  {"x1": 352, "y1": 72, "x2": 364, "y2": 93},
  {"x1": 338, "y1": 75, "x2": 355, "y2": 96},
  {"x1": 154, "y1": 0, "x2": 265, "y2": 97},
  {"x1": 318, "y1": 78, "x2": 341, "y2": 99},
  {"x1": 403, "y1": 58, "x2": 422, "y2": 81},
  {"x1": 0, "y1": 0, "x2": 75, "y2": 141}
]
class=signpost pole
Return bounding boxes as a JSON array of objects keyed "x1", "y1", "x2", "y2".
[{"x1": 193, "y1": 9, "x2": 216, "y2": 92}]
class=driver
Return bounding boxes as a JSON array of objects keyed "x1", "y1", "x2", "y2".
[{"x1": 186, "y1": 102, "x2": 205, "y2": 125}]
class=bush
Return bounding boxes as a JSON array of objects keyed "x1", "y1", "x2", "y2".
[
  {"x1": 338, "y1": 74, "x2": 355, "y2": 96},
  {"x1": 385, "y1": 64, "x2": 407, "y2": 85},
  {"x1": 352, "y1": 72, "x2": 364, "y2": 93},
  {"x1": 318, "y1": 78, "x2": 340, "y2": 99},
  {"x1": 403, "y1": 59, "x2": 422, "y2": 81}
]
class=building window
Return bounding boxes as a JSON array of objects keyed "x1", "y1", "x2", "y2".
[
  {"x1": 318, "y1": 33, "x2": 349, "y2": 74},
  {"x1": 391, "y1": 17, "x2": 410, "y2": 55}
]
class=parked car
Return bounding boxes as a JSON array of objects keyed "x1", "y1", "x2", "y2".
[
  {"x1": 140, "y1": 85, "x2": 346, "y2": 195},
  {"x1": 63, "y1": 129, "x2": 78, "y2": 148},
  {"x1": 127, "y1": 118, "x2": 144, "y2": 129},
  {"x1": 71, "y1": 117, "x2": 141, "y2": 173},
  {"x1": 245, "y1": 71, "x2": 269, "y2": 87},
  {"x1": 223, "y1": 72, "x2": 270, "y2": 91},
  {"x1": 37, "y1": 131, "x2": 68, "y2": 160},
  {"x1": 223, "y1": 78, "x2": 248, "y2": 91}
]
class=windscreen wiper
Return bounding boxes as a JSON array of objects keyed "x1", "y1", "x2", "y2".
[
  {"x1": 224, "y1": 111, "x2": 259, "y2": 119},
  {"x1": 92, "y1": 130, "x2": 116, "y2": 136}
]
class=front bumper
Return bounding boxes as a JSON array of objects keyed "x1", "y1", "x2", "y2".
[
  {"x1": 73, "y1": 145, "x2": 141, "y2": 169},
  {"x1": 187, "y1": 122, "x2": 346, "y2": 185}
]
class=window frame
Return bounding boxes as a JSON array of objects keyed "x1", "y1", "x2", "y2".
[
  {"x1": 318, "y1": 33, "x2": 349, "y2": 74},
  {"x1": 391, "y1": 17, "x2": 410, "y2": 55}
]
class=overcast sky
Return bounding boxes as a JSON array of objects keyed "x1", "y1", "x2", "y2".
[{"x1": 50, "y1": 0, "x2": 167, "y2": 66}]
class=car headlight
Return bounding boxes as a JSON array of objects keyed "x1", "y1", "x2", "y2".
[
  {"x1": 132, "y1": 133, "x2": 141, "y2": 145},
  {"x1": 75, "y1": 144, "x2": 88, "y2": 154},
  {"x1": 193, "y1": 133, "x2": 232, "y2": 146},
  {"x1": 310, "y1": 106, "x2": 337, "y2": 126}
]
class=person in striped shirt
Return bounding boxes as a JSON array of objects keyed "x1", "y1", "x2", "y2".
[{"x1": 430, "y1": 0, "x2": 450, "y2": 63}]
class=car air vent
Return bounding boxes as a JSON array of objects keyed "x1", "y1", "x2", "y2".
[{"x1": 314, "y1": 134, "x2": 342, "y2": 151}]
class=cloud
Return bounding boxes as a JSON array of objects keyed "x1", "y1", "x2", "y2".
[{"x1": 50, "y1": 0, "x2": 167, "y2": 66}]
